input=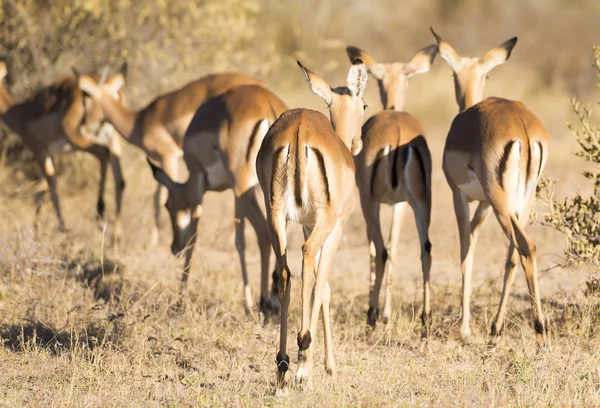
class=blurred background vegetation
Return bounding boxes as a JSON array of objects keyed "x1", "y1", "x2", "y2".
[{"x1": 1, "y1": 0, "x2": 599, "y2": 108}]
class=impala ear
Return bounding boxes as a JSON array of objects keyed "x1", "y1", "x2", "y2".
[
  {"x1": 297, "y1": 60, "x2": 333, "y2": 106},
  {"x1": 346, "y1": 46, "x2": 385, "y2": 80},
  {"x1": 148, "y1": 158, "x2": 178, "y2": 191},
  {"x1": 479, "y1": 37, "x2": 518, "y2": 74},
  {"x1": 106, "y1": 69, "x2": 126, "y2": 95},
  {"x1": 403, "y1": 44, "x2": 438, "y2": 78},
  {"x1": 347, "y1": 59, "x2": 368, "y2": 99},
  {"x1": 78, "y1": 75, "x2": 102, "y2": 99},
  {"x1": 430, "y1": 27, "x2": 462, "y2": 72}
]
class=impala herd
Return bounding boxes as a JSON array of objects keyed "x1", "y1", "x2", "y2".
[{"x1": 1, "y1": 29, "x2": 549, "y2": 392}]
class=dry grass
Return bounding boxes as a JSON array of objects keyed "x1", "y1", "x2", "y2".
[
  {"x1": 1, "y1": 125, "x2": 599, "y2": 406},
  {"x1": 1, "y1": 0, "x2": 600, "y2": 406}
]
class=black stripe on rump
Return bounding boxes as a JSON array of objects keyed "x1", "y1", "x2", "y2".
[
  {"x1": 270, "y1": 146, "x2": 287, "y2": 203},
  {"x1": 246, "y1": 120, "x2": 266, "y2": 162},
  {"x1": 309, "y1": 147, "x2": 330, "y2": 205},
  {"x1": 294, "y1": 129, "x2": 302, "y2": 206},
  {"x1": 497, "y1": 140, "x2": 516, "y2": 189},
  {"x1": 405, "y1": 144, "x2": 427, "y2": 188},
  {"x1": 370, "y1": 148, "x2": 386, "y2": 196},
  {"x1": 391, "y1": 147, "x2": 402, "y2": 190},
  {"x1": 536, "y1": 141, "x2": 544, "y2": 178}
]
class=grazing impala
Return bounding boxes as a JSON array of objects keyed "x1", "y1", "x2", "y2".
[
  {"x1": 76, "y1": 64, "x2": 261, "y2": 246},
  {"x1": 431, "y1": 28, "x2": 549, "y2": 347},
  {"x1": 0, "y1": 63, "x2": 125, "y2": 244},
  {"x1": 145, "y1": 84, "x2": 288, "y2": 314},
  {"x1": 257, "y1": 60, "x2": 367, "y2": 391},
  {"x1": 346, "y1": 44, "x2": 436, "y2": 345}
]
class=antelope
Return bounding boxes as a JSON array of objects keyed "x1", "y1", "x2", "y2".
[
  {"x1": 257, "y1": 60, "x2": 368, "y2": 391},
  {"x1": 76, "y1": 64, "x2": 262, "y2": 247},
  {"x1": 0, "y1": 63, "x2": 125, "y2": 245},
  {"x1": 346, "y1": 44, "x2": 436, "y2": 346},
  {"x1": 144, "y1": 84, "x2": 288, "y2": 314},
  {"x1": 431, "y1": 28, "x2": 549, "y2": 348}
]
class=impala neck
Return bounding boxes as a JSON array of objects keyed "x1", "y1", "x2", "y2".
[
  {"x1": 458, "y1": 82, "x2": 484, "y2": 112},
  {"x1": 379, "y1": 78, "x2": 407, "y2": 111},
  {"x1": 100, "y1": 96, "x2": 139, "y2": 145}
]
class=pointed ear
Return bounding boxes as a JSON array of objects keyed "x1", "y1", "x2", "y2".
[
  {"x1": 403, "y1": 44, "x2": 438, "y2": 78},
  {"x1": 297, "y1": 60, "x2": 333, "y2": 105},
  {"x1": 148, "y1": 158, "x2": 178, "y2": 191},
  {"x1": 347, "y1": 59, "x2": 368, "y2": 98},
  {"x1": 430, "y1": 27, "x2": 462, "y2": 72},
  {"x1": 106, "y1": 69, "x2": 126, "y2": 95},
  {"x1": 479, "y1": 37, "x2": 517, "y2": 74},
  {"x1": 346, "y1": 46, "x2": 385, "y2": 80},
  {"x1": 78, "y1": 75, "x2": 102, "y2": 99}
]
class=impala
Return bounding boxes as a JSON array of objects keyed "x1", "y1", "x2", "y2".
[
  {"x1": 431, "y1": 28, "x2": 549, "y2": 347},
  {"x1": 257, "y1": 60, "x2": 367, "y2": 391},
  {"x1": 346, "y1": 44, "x2": 436, "y2": 346},
  {"x1": 144, "y1": 84, "x2": 287, "y2": 313},
  {"x1": 76, "y1": 64, "x2": 261, "y2": 246},
  {"x1": 0, "y1": 63, "x2": 124, "y2": 245}
]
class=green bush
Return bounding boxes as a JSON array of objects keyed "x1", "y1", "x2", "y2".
[{"x1": 537, "y1": 47, "x2": 600, "y2": 267}]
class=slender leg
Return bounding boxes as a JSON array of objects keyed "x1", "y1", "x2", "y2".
[
  {"x1": 491, "y1": 198, "x2": 546, "y2": 348},
  {"x1": 109, "y1": 154, "x2": 125, "y2": 254},
  {"x1": 265, "y1": 207, "x2": 291, "y2": 394},
  {"x1": 382, "y1": 202, "x2": 407, "y2": 325},
  {"x1": 405, "y1": 196, "x2": 432, "y2": 348},
  {"x1": 488, "y1": 242, "x2": 518, "y2": 345},
  {"x1": 314, "y1": 224, "x2": 342, "y2": 377},
  {"x1": 295, "y1": 214, "x2": 337, "y2": 387},
  {"x1": 95, "y1": 149, "x2": 109, "y2": 221},
  {"x1": 361, "y1": 200, "x2": 386, "y2": 327},
  {"x1": 241, "y1": 188, "x2": 279, "y2": 316},
  {"x1": 452, "y1": 186, "x2": 492, "y2": 344},
  {"x1": 180, "y1": 191, "x2": 204, "y2": 295},
  {"x1": 151, "y1": 156, "x2": 179, "y2": 246},
  {"x1": 34, "y1": 151, "x2": 65, "y2": 230},
  {"x1": 234, "y1": 196, "x2": 254, "y2": 313}
]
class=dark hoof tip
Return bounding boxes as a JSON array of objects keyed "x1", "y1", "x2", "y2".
[{"x1": 367, "y1": 307, "x2": 379, "y2": 328}]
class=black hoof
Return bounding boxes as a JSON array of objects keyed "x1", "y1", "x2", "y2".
[
  {"x1": 367, "y1": 306, "x2": 379, "y2": 327},
  {"x1": 276, "y1": 352, "x2": 290, "y2": 373}
]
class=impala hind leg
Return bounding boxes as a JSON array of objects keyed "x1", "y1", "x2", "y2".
[
  {"x1": 312, "y1": 223, "x2": 342, "y2": 377},
  {"x1": 452, "y1": 186, "x2": 492, "y2": 344},
  {"x1": 361, "y1": 199, "x2": 386, "y2": 327},
  {"x1": 491, "y1": 198, "x2": 547, "y2": 348},
  {"x1": 239, "y1": 188, "x2": 279, "y2": 317},
  {"x1": 382, "y1": 202, "x2": 407, "y2": 325},
  {"x1": 266, "y1": 209, "x2": 291, "y2": 393},
  {"x1": 234, "y1": 196, "x2": 254, "y2": 313},
  {"x1": 295, "y1": 215, "x2": 337, "y2": 388},
  {"x1": 405, "y1": 195, "x2": 432, "y2": 347}
]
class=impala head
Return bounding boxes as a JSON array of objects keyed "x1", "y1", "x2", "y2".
[
  {"x1": 346, "y1": 44, "x2": 437, "y2": 111},
  {"x1": 297, "y1": 60, "x2": 368, "y2": 155},
  {"x1": 75, "y1": 63, "x2": 127, "y2": 134},
  {"x1": 430, "y1": 28, "x2": 517, "y2": 112},
  {"x1": 148, "y1": 159, "x2": 198, "y2": 256}
]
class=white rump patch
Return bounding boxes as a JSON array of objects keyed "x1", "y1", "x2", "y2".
[{"x1": 458, "y1": 168, "x2": 486, "y2": 201}]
